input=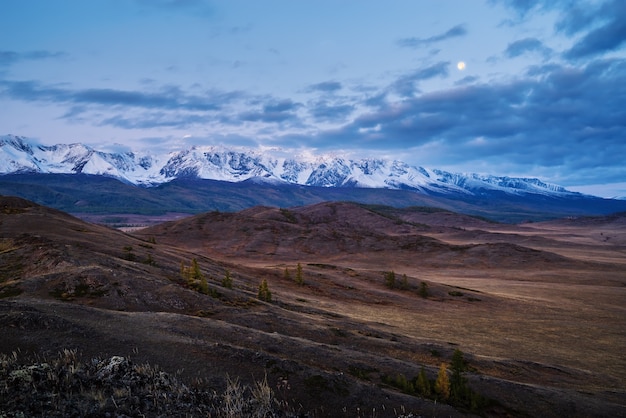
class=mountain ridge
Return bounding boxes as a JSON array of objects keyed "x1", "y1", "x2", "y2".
[{"x1": 0, "y1": 134, "x2": 580, "y2": 198}]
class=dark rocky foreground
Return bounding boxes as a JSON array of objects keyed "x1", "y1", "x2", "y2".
[{"x1": 0, "y1": 349, "x2": 296, "y2": 417}]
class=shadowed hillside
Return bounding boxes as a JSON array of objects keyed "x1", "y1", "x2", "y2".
[{"x1": 3, "y1": 173, "x2": 626, "y2": 223}]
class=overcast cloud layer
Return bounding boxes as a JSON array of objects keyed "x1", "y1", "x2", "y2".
[{"x1": 1, "y1": 0, "x2": 625, "y2": 197}]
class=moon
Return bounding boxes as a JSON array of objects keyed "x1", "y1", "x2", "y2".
[{"x1": 457, "y1": 61, "x2": 466, "y2": 71}]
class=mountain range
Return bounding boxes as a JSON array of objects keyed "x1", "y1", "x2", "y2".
[
  {"x1": 2, "y1": 134, "x2": 626, "y2": 222},
  {"x1": 0, "y1": 134, "x2": 580, "y2": 196}
]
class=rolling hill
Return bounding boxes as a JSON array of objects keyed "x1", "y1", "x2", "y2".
[{"x1": 1, "y1": 196, "x2": 625, "y2": 416}]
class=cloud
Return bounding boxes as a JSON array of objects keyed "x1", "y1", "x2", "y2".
[
  {"x1": 504, "y1": 38, "x2": 552, "y2": 58},
  {"x1": 307, "y1": 81, "x2": 342, "y2": 93},
  {"x1": 0, "y1": 80, "x2": 245, "y2": 112},
  {"x1": 308, "y1": 100, "x2": 354, "y2": 122},
  {"x1": 397, "y1": 24, "x2": 468, "y2": 49},
  {"x1": 0, "y1": 50, "x2": 66, "y2": 67},
  {"x1": 391, "y1": 62, "x2": 450, "y2": 97},
  {"x1": 0, "y1": 79, "x2": 257, "y2": 131},
  {"x1": 494, "y1": 0, "x2": 626, "y2": 59},
  {"x1": 304, "y1": 58, "x2": 626, "y2": 185},
  {"x1": 99, "y1": 112, "x2": 210, "y2": 129},
  {"x1": 490, "y1": 0, "x2": 572, "y2": 17},
  {"x1": 556, "y1": 1, "x2": 608, "y2": 35},
  {"x1": 134, "y1": 0, "x2": 213, "y2": 15},
  {"x1": 238, "y1": 99, "x2": 302, "y2": 124},
  {"x1": 3, "y1": 47, "x2": 624, "y2": 186},
  {"x1": 562, "y1": 0, "x2": 626, "y2": 59}
]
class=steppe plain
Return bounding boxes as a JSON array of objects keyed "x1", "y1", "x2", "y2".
[{"x1": 1, "y1": 196, "x2": 625, "y2": 416}]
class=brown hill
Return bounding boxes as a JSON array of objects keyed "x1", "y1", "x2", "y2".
[
  {"x1": 1, "y1": 196, "x2": 625, "y2": 417},
  {"x1": 137, "y1": 201, "x2": 594, "y2": 271}
]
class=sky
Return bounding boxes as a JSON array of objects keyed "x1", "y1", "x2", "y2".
[{"x1": 1, "y1": 0, "x2": 625, "y2": 197}]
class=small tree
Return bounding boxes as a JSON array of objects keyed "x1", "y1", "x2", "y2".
[
  {"x1": 283, "y1": 267, "x2": 291, "y2": 280},
  {"x1": 222, "y1": 269, "x2": 233, "y2": 289},
  {"x1": 180, "y1": 260, "x2": 187, "y2": 278},
  {"x1": 416, "y1": 366, "x2": 431, "y2": 396},
  {"x1": 258, "y1": 279, "x2": 272, "y2": 302},
  {"x1": 384, "y1": 270, "x2": 396, "y2": 288},
  {"x1": 144, "y1": 253, "x2": 155, "y2": 266},
  {"x1": 418, "y1": 281, "x2": 429, "y2": 298},
  {"x1": 401, "y1": 274, "x2": 408, "y2": 289},
  {"x1": 198, "y1": 276, "x2": 209, "y2": 294},
  {"x1": 450, "y1": 349, "x2": 469, "y2": 403},
  {"x1": 191, "y1": 258, "x2": 202, "y2": 281},
  {"x1": 295, "y1": 263, "x2": 304, "y2": 285},
  {"x1": 123, "y1": 246, "x2": 136, "y2": 261},
  {"x1": 434, "y1": 363, "x2": 450, "y2": 401}
]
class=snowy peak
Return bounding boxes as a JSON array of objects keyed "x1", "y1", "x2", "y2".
[{"x1": 0, "y1": 134, "x2": 581, "y2": 198}]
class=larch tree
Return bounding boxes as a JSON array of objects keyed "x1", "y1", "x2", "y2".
[
  {"x1": 295, "y1": 263, "x2": 304, "y2": 285},
  {"x1": 222, "y1": 269, "x2": 233, "y2": 289},
  {"x1": 258, "y1": 279, "x2": 272, "y2": 302},
  {"x1": 434, "y1": 363, "x2": 450, "y2": 400},
  {"x1": 416, "y1": 366, "x2": 431, "y2": 396}
]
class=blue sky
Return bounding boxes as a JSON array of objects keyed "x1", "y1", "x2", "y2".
[{"x1": 1, "y1": 0, "x2": 625, "y2": 197}]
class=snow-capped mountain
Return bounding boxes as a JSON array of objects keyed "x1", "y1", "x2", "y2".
[{"x1": 0, "y1": 134, "x2": 580, "y2": 197}]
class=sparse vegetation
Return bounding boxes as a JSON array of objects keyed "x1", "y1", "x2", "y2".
[
  {"x1": 0, "y1": 350, "x2": 293, "y2": 417},
  {"x1": 434, "y1": 363, "x2": 450, "y2": 400},
  {"x1": 295, "y1": 262, "x2": 304, "y2": 285},
  {"x1": 384, "y1": 270, "x2": 410, "y2": 290},
  {"x1": 3, "y1": 196, "x2": 625, "y2": 417},
  {"x1": 279, "y1": 208, "x2": 297, "y2": 223},
  {"x1": 49, "y1": 280, "x2": 107, "y2": 300},
  {"x1": 258, "y1": 279, "x2": 272, "y2": 302},
  {"x1": 143, "y1": 252, "x2": 156, "y2": 266},
  {"x1": 400, "y1": 273, "x2": 408, "y2": 289},
  {"x1": 0, "y1": 285, "x2": 22, "y2": 298},
  {"x1": 418, "y1": 281, "x2": 429, "y2": 298},
  {"x1": 416, "y1": 366, "x2": 431, "y2": 396},
  {"x1": 384, "y1": 270, "x2": 396, "y2": 288},
  {"x1": 381, "y1": 350, "x2": 492, "y2": 413},
  {"x1": 347, "y1": 365, "x2": 377, "y2": 381},
  {"x1": 222, "y1": 269, "x2": 233, "y2": 289},
  {"x1": 382, "y1": 373, "x2": 415, "y2": 394},
  {"x1": 198, "y1": 275, "x2": 209, "y2": 294},
  {"x1": 180, "y1": 258, "x2": 220, "y2": 297},
  {"x1": 0, "y1": 238, "x2": 17, "y2": 253},
  {"x1": 447, "y1": 349, "x2": 492, "y2": 412},
  {"x1": 122, "y1": 245, "x2": 136, "y2": 261}
]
